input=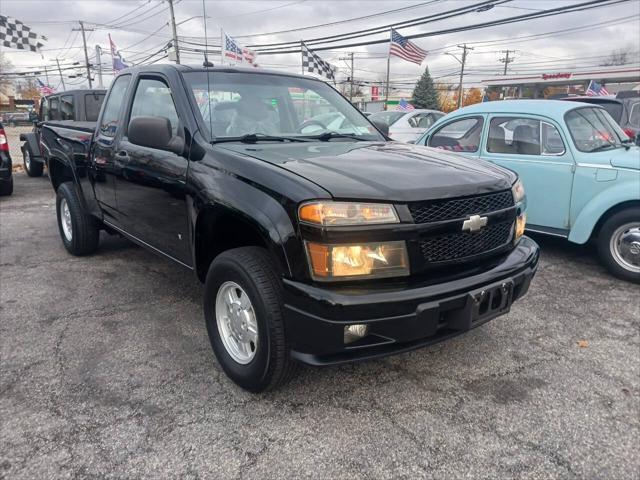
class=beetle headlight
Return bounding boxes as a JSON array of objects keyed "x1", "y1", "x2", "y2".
[
  {"x1": 305, "y1": 241, "x2": 409, "y2": 281},
  {"x1": 511, "y1": 179, "x2": 525, "y2": 204},
  {"x1": 299, "y1": 201, "x2": 399, "y2": 226}
]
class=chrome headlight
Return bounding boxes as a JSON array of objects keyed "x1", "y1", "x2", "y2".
[
  {"x1": 299, "y1": 201, "x2": 399, "y2": 226},
  {"x1": 511, "y1": 179, "x2": 525, "y2": 204}
]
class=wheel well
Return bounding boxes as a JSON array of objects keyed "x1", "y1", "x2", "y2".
[
  {"x1": 48, "y1": 158, "x2": 74, "y2": 190},
  {"x1": 591, "y1": 200, "x2": 640, "y2": 239},
  {"x1": 195, "y1": 208, "x2": 269, "y2": 282}
]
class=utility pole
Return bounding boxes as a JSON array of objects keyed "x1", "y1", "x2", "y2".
[
  {"x1": 43, "y1": 66, "x2": 50, "y2": 86},
  {"x1": 55, "y1": 58, "x2": 66, "y2": 91},
  {"x1": 95, "y1": 46, "x2": 103, "y2": 88},
  {"x1": 73, "y1": 21, "x2": 94, "y2": 88},
  {"x1": 499, "y1": 50, "x2": 515, "y2": 75},
  {"x1": 339, "y1": 52, "x2": 355, "y2": 101},
  {"x1": 454, "y1": 44, "x2": 473, "y2": 109},
  {"x1": 168, "y1": 0, "x2": 180, "y2": 64}
]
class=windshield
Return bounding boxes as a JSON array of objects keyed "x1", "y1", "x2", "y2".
[
  {"x1": 368, "y1": 111, "x2": 405, "y2": 126},
  {"x1": 183, "y1": 71, "x2": 382, "y2": 142},
  {"x1": 565, "y1": 107, "x2": 628, "y2": 152}
]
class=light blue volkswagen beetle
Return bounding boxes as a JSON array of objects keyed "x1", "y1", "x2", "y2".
[{"x1": 415, "y1": 100, "x2": 640, "y2": 283}]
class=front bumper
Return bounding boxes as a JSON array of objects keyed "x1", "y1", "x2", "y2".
[{"x1": 283, "y1": 236, "x2": 539, "y2": 365}]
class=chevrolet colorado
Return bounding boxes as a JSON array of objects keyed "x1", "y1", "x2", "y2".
[{"x1": 40, "y1": 65, "x2": 539, "y2": 392}]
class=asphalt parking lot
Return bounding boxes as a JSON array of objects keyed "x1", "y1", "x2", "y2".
[{"x1": 1, "y1": 129, "x2": 638, "y2": 479}]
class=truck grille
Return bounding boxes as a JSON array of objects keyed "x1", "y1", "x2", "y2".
[
  {"x1": 409, "y1": 191, "x2": 514, "y2": 224},
  {"x1": 419, "y1": 221, "x2": 513, "y2": 263}
]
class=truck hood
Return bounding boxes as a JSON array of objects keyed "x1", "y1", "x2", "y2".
[
  {"x1": 609, "y1": 146, "x2": 640, "y2": 170},
  {"x1": 216, "y1": 142, "x2": 515, "y2": 202}
]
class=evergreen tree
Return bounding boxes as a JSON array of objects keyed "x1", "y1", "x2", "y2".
[{"x1": 411, "y1": 67, "x2": 440, "y2": 110}]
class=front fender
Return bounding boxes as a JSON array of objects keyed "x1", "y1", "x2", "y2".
[
  {"x1": 195, "y1": 182, "x2": 297, "y2": 278},
  {"x1": 20, "y1": 132, "x2": 43, "y2": 161},
  {"x1": 569, "y1": 180, "x2": 640, "y2": 244}
]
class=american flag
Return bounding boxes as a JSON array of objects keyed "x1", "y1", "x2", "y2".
[
  {"x1": 396, "y1": 99, "x2": 415, "y2": 111},
  {"x1": 36, "y1": 78, "x2": 54, "y2": 95},
  {"x1": 109, "y1": 34, "x2": 129, "y2": 72},
  {"x1": 586, "y1": 80, "x2": 610, "y2": 96},
  {"x1": 390, "y1": 28, "x2": 427, "y2": 65},
  {"x1": 222, "y1": 30, "x2": 257, "y2": 67}
]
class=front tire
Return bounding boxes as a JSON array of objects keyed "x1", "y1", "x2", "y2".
[
  {"x1": 204, "y1": 247, "x2": 296, "y2": 392},
  {"x1": 56, "y1": 182, "x2": 100, "y2": 256},
  {"x1": 23, "y1": 145, "x2": 43, "y2": 177},
  {"x1": 597, "y1": 208, "x2": 640, "y2": 283}
]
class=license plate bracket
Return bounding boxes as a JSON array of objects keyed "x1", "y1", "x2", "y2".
[{"x1": 471, "y1": 280, "x2": 514, "y2": 325}]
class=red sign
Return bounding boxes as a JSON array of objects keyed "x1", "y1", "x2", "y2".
[
  {"x1": 371, "y1": 85, "x2": 380, "y2": 100},
  {"x1": 542, "y1": 72, "x2": 572, "y2": 80}
]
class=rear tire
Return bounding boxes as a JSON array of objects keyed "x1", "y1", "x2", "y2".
[
  {"x1": 204, "y1": 247, "x2": 296, "y2": 392},
  {"x1": 0, "y1": 177, "x2": 13, "y2": 196},
  {"x1": 597, "y1": 208, "x2": 640, "y2": 283},
  {"x1": 56, "y1": 181, "x2": 100, "y2": 256},
  {"x1": 23, "y1": 145, "x2": 43, "y2": 177}
]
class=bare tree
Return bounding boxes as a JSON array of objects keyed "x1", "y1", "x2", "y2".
[
  {"x1": 0, "y1": 52, "x2": 14, "y2": 94},
  {"x1": 601, "y1": 49, "x2": 630, "y2": 66}
]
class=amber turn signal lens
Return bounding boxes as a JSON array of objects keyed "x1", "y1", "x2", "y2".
[
  {"x1": 515, "y1": 213, "x2": 526, "y2": 241},
  {"x1": 306, "y1": 242, "x2": 329, "y2": 277}
]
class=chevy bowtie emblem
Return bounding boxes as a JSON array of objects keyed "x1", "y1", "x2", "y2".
[{"x1": 462, "y1": 214, "x2": 488, "y2": 233}]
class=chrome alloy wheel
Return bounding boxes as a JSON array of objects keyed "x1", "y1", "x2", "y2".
[
  {"x1": 610, "y1": 223, "x2": 640, "y2": 273},
  {"x1": 24, "y1": 149, "x2": 31, "y2": 170},
  {"x1": 60, "y1": 198, "x2": 73, "y2": 242},
  {"x1": 215, "y1": 281, "x2": 258, "y2": 364}
]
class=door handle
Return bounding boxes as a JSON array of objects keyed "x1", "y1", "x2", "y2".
[{"x1": 116, "y1": 150, "x2": 129, "y2": 157}]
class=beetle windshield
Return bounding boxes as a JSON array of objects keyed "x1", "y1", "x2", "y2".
[
  {"x1": 183, "y1": 71, "x2": 382, "y2": 142},
  {"x1": 565, "y1": 107, "x2": 629, "y2": 152}
]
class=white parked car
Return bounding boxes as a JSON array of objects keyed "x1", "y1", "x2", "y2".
[{"x1": 368, "y1": 109, "x2": 444, "y2": 143}]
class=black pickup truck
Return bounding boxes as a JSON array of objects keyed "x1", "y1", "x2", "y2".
[
  {"x1": 20, "y1": 89, "x2": 105, "y2": 177},
  {"x1": 40, "y1": 65, "x2": 539, "y2": 392}
]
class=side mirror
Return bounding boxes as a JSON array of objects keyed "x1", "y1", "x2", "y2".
[
  {"x1": 635, "y1": 133, "x2": 640, "y2": 146},
  {"x1": 128, "y1": 116, "x2": 184, "y2": 155},
  {"x1": 371, "y1": 119, "x2": 389, "y2": 137}
]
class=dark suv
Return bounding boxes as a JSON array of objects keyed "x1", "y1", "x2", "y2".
[{"x1": 0, "y1": 122, "x2": 13, "y2": 196}]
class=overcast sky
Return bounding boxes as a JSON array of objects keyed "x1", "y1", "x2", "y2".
[{"x1": 1, "y1": 0, "x2": 639, "y2": 92}]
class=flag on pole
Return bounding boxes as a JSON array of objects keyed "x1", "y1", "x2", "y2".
[
  {"x1": 395, "y1": 99, "x2": 415, "y2": 111},
  {"x1": 586, "y1": 80, "x2": 610, "y2": 96},
  {"x1": 0, "y1": 15, "x2": 46, "y2": 52},
  {"x1": 301, "y1": 42, "x2": 336, "y2": 80},
  {"x1": 390, "y1": 28, "x2": 427, "y2": 65},
  {"x1": 222, "y1": 30, "x2": 258, "y2": 67},
  {"x1": 36, "y1": 78, "x2": 54, "y2": 95},
  {"x1": 109, "y1": 34, "x2": 129, "y2": 72}
]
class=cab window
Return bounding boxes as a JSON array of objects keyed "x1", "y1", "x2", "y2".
[
  {"x1": 49, "y1": 96, "x2": 60, "y2": 120},
  {"x1": 40, "y1": 98, "x2": 50, "y2": 121},
  {"x1": 99, "y1": 75, "x2": 131, "y2": 138},
  {"x1": 129, "y1": 77, "x2": 180, "y2": 136},
  {"x1": 429, "y1": 117, "x2": 484, "y2": 152},
  {"x1": 60, "y1": 95, "x2": 74, "y2": 120}
]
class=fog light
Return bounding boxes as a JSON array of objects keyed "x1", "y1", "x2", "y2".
[{"x1": 344, "y1": 324, "x2": 369, "y2": 344}]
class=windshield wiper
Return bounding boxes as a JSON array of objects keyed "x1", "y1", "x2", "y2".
[
  {"x1": 211, "y1": 133, "x2": 310, "y2": 144},
  {"x1": 312, "y1": 132, "x2": 368, "y2": 142}
]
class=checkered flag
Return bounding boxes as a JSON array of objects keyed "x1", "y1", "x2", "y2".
[
  {"x1": 0, "y1": 15, "x2": 46, "y2": 53},
  {"x1": 301, "y1": 42, "x2": 336, "y2": 81}
]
